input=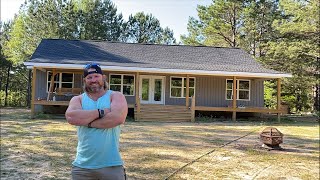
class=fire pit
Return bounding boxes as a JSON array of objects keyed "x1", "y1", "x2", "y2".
[{"x1": 260, "y1": 127, "x2": 283, "y2": 150}]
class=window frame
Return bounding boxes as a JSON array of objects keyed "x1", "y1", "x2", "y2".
[
  {"x1": 46, "y1": 71, "x2": 74, "y2": 92},
  {"x1": 226, "y1": 79, "x2": 250, "y2": 101},
  {"x1": 170, "y1": 76, "x2": 196, "y2": 98},
  {"x1": 109, "y1": 74, "x2": 135, "y2": 96}
]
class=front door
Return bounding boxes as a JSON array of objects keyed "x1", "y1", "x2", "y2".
[{"x1": 140, "y1": 76, "x2": 165, "y2": 104}]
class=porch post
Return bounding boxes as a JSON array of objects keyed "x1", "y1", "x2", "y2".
[
  {"x1": 135, "y1": 72, "x2": 140, "y2": 121},
  {"x1": 232, "y1": 76, "x2": 237, "y2": 121},
  {"x1": 47, "y1": 69, "x2": 56, "y2": 101},
  {"x1": 186, "y1": 75, "x2": 190, "y2": 108},
  {"x1": 31, "y1": 67, "x2": 37, "y2": 118},
  {"x1": 277, "y1": 78, "x2": 281, "y2": 122},
  {"x1": 191, "y1": 96, "x2": 195, "y2": 122}
]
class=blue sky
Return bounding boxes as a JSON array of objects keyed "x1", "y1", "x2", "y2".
[{"x1": 0, "y1": 0, "x2": 212, "y2": 42}]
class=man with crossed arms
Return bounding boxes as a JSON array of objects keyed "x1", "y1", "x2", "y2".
[{"x1": 66, "y1": 63, "x2": 127, "y2": 180}]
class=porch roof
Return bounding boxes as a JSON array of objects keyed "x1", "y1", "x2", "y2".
[{"x1": 25, "y1": 39, "x2": 291, "y2": 78}]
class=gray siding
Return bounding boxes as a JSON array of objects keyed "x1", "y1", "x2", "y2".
[
  {"x1": 165, "y1": 75, "x2": 186, "y2": 105},
  {"x1": 74, "y1": 74, "x2": 82, "y2": 88},
  {"x1": 36, "y1": 70, "x2": 136, "y2": 104},
  {"x1": 34, "y1": 69, "x2": 46, "y2": 112},
  {"x1": 164, "y1": 76, "x2": 264, "y2": 108},
  {"x1": 35, "y1": 70, "x2": 47, "y2": 100},
  {"x1": 195, "y1": 76, "x2": 264, "y2": 107},
  {"x1": 36, "y1": 70, "x2": 83, "y2": 101},
  {"x1": 195, "y1": 77, "x2": 225, "y2": 107},
  {"x1": 104, "y1": 72, "x2": 136, "y2": 105},
  {"x1": 35, "y1": 69, "x2": 264, "y2": 109}
]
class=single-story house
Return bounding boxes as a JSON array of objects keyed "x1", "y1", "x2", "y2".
[{"x1": 24, "y1": 39, "x2": 292, "y2": 122}]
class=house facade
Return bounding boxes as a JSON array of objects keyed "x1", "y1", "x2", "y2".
[{"x1": 24, "y1": 39, "x2": 291, "y2": 121}]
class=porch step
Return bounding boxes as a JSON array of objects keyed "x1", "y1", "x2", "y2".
[{"x1": 135, "y1": 104, "x2": 191, "y2": 122}]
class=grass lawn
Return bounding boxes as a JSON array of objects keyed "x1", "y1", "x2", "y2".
[{"x1": 1, "y1": 108, "x2": 319, "y2": 180}]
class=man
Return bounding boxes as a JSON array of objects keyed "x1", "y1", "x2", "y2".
[{"x1": 65, "y1": 63, "x2": 128, "y2": 180}]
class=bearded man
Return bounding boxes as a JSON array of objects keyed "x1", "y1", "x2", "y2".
[{"x1": 65, "y1": 63, "x2": 127, "y2": 180}]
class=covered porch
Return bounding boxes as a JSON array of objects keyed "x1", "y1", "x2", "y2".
[{"x1": 30, "y1": 67, "x2": 285, "y2": 122}]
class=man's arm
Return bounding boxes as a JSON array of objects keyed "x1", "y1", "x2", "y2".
[
  {"x1": 65, "y1": 95, "x2": 99, "y2": 126},
  {"x1": 90, "y1": 92, "x2": 128, "y2": 129}
]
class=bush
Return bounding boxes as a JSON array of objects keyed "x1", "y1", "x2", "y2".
[{"x1": 0, "y1": 90, "x2": 27, "y2": 107}]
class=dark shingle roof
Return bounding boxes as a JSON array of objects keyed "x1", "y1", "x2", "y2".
[{"x1": 28, "y1": 39, "x2": 284, "y2": 75}]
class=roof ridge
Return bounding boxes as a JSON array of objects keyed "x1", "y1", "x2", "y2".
[{"x1": 41, "y1": 38, "x2": 241, "y2": 49}]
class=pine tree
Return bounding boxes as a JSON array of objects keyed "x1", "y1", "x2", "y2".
[{"x1": 121, "y1": 12, "x2": 176, "y2": 44}]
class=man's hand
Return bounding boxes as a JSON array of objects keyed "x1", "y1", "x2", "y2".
[{"x1": 90, "y1": 92, "x2": 128, "y2": 129}]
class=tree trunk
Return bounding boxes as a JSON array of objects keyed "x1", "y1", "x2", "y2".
[
  {"x1": 4, "y1": 64, "x2": 11, "y2": 106},
  {"x1": 27, "y1": 69, "x2": 32, "y2": 108},
  {"x1": 232, "y1": 3, "x2": 237, "y2": 47},
  {"x1": 315, "y1": 58, "x2": 320, "y2": 111},
  {"x1": 315, "y1": 84, "x2": 319, "y2": 111},
  {"x1": 0, "y1": 76, "x2": 2, "y2": 91}
]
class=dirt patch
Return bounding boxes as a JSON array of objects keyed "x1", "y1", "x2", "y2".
[{"x1": 0, "y1": 107, "x2": 30, "y2": 114}]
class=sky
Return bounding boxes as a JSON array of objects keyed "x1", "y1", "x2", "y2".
[{"x1": 0, "y1": 0, "x2": 212, "y2": 42}]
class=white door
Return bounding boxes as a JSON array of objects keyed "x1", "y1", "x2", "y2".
[{"x1": 139, "y1": 76, "x2": 165, "y2": 104}]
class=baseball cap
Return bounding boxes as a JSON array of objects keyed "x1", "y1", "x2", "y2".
[{"x1": 83, "y1": 63, "x2": 103, "y2": 77}]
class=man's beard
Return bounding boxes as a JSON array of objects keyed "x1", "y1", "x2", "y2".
[{"x1": 85, "y1": 82, "x2": 104, "y2": 93}]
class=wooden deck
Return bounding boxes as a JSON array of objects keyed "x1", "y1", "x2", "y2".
[
  {"x1": 33, "y1": 100, "x2": 135, "y2": 108},
  {"x1": 135, "y1": 104, "x2": 191, "y2": 122},
  {"x1": 133, "y1": 104, "x2": 285, "y2": 122},
  {"x1": 34, "y1": 100, "x2": 70, "y2": 106},
  {"x1": 32, "y1": 100, "x2": 284, "y2": 121},
  {"x1": 195, "y1": 106, "x2": 284, "y2": 113}
]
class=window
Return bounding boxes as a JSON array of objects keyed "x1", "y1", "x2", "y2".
[
  {"x1": 226, "y1": 79, "x2": 250, "y2": 100},
  {"x1": 47, "y1": 72, "x2": 74, "y2": 92},
  {"x1": 170, "y1": 77, "x2": 195, "y2": 98},
  {"x1": 109, "y1": 74, "x2": 135, "y2": 96}
]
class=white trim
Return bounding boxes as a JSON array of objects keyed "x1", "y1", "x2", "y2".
[
  {"x1": 170, "y1": 76, "x2": 196, "y2": 98},
  {"x1": 109, "y1": 74, "x2": 135, "y2": 96},
  {"x1": 24, "y1": 62, "x2": 292, "y2": 78},
  {"x1": 139, "y1": 75, "x2": 166, "y2": 104},
  {"x1": 226, "y1": 79, "x2": 250, "y2": 101},
  {"x1": 46, "y1": 71, "x2": 74, "y2": 92}
]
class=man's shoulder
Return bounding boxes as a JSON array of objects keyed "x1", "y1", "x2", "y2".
[
  {"x1": 110, "y1": 91, "x2": 125, "y2": 98},
  {"x1": 71, "y1": 94, "x2": 83, "y2": 102}
]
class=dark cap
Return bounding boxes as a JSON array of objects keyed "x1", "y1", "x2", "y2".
[{"x1": 83, "y1": 63, "x2": 103, "y2": 77}]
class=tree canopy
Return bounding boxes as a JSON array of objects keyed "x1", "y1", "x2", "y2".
[
  {"x1": 182, "y1": 0, "x2": 319, "y2": 112},
  {"x1": 1, "y1": 0, "x2": 318, "y2": 113},
  {"x1": 0, "y1": 0, "x2": 176, "y2": 107},
  {"x1": 121, "y1": 12, "x2": 176, "y2": 44}
]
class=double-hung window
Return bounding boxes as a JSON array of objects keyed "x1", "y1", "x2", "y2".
[
  {"x1": 47, "y1": 72, "x2": 74, "y2": 92},
  {"x1": 226, "y1": 79, "x2": 250, "y2": 100},
  {"x1": 109, "y1": 74, "x2": 135, "y2": 96},
  {"x1": 170, "y1": 77, "x2": 195, "y2": 98}
]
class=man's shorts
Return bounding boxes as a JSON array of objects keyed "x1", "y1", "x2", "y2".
[{"x1": 72, "y1": 165, "x2": 126, "y2": 180}]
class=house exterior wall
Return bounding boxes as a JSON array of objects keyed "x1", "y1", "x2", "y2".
[
  {"x1": 164, "y1": 75, "x2": 264, "y2": 108},
  {"x1": 34, "y1": 70, "x2": 264, "y2": 110},
  {"x1": 35, "y1": 70, "x2": 47, "y2": 100},
  {"x1": 34, "y1": 70, "x2": 84, "y2": 113},
  {"x1": 164, "y1": 75, "x2": 186, "y2": 105},
  {"x1": 34, "y1": 69, "x2": 45, "y2": 112},
  {"x1": 194, "y1": 76, "x2": 264, "y2": 107},
  {"x1": 103, "y1": 72, "x2": 136, "y2": 105},
  {"x1": 36, "y1": 70, "x2": 83, "y2": 100}
]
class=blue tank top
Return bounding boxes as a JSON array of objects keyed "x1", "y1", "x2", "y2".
[{"x1": 72, "y1": 90, "x2": 123, "y2": 169}]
